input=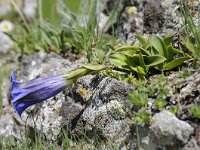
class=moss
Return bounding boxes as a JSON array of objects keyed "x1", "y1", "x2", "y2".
[{"x1": 107, "y1": 100, "x2": 126, "y2": 120}]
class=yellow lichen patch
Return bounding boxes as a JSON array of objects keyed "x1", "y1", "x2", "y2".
[
  {"x1": 127, "y1": 6, "x2": 137, "y2": 16},
  {"x1": 79, "y1": 87, "x2": 86, "y2": 96}
]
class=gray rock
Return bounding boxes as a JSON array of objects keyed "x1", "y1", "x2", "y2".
[
  {"x1": 149, "y1": 110, "x2": 194, "y2": 148},
  {"x1": 0, "y1": 32, "x2": 14, "y2": 54},
  {"x1": 23, "y1": 92, "x2": 65, "y2": 141},
  {"x1": 167, "y1": 67, "x2": 200, "y2": 118},
  {"x1": 0, "y1": 51, "x2": 21, "y2": 140},
  {"x1": 61, "y1": 76, "x2": 136, "y2": 149},
  {"x1": 107, "y1": 100, "x2": 126, "y2": 120},
  {"x1": 182, "y1": 137, "x2": 200, "y2": 150},
  {"x1": 143, "y1": 0, "x2": 165, "y2": 34},
  {"x1": 140, "y1": 110, "x2": 195, "y2": 150},
  {"x1": 115, "y1": 0, "x2": 181, "y2": 42},
  {"x1": 180, "y1": 69, "x2": 200, "y2": 100},
  {"x1": 0, "y1": 106, "x2": 23, "y2": 139}
]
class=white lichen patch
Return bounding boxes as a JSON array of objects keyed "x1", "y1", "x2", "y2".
[
  {"x1": 107, "y1": 100, "x2": 126, "y2": 120},
  {"x1": 22, "y1": 93, "x2": 65, "y2": 141}
]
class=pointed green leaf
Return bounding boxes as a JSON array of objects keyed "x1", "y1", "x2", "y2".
[
  {"x1": 135, "y1": 35, "x2": 149, "y2": 49},
  {"x1": 124, "y1": 51, "x2": 138, "y2": 57},
  {"x1": 168, "y1": 45, "x2": 184, "y2": 55},
  {"x1": 129, "y1": 66, "x2": 138, "y2": 73},
  {"x1": 138, "y1": 53, "x2": 145, "y2": 68},
  {"x1": 114, "y1": 46, "x2": 139, "y2": 53},
  {"x1": 114, "y1": 46, "x2": 150, "y2": 55},
  {"x1": 143, "y1": 55, "x2": 166, "y2": 67},
  {"x1": 163, "y1": 57, "x2": 190, "y2": 70},
  {"x1": 138, "y1": 47, "x2": 151, "y2": 55},
  {"x1": 82, "y1": 64, "x2": 106, "y2": 71},
  {"x1": 109, "y1": 53, "x2": 127, "y2": 67},
  {"x1": 126, "y1": 54, "x2": 140, "y2": 66},
  {"x1": 166, "y1": 45, "x2": 175, "y2": 61},
  {"x1": 150, "y1": 35, "x2": 169, "y2": 59},
  {"x1": 137, "y1": 66, "x2": 146, "y2": 75},
  {"x1": 66, "y1": 68, "x2": 89, "y2": 80}
]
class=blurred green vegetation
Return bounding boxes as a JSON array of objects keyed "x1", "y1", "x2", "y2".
[
  {"x1": 0, "y1": 65, "x2": 11, "y2": 115},
  {"x1": 64, "y1": 0, "x2": 80, "y2": 12},
  {"x1": 179, "y1": 0, "x2": 200, "y2": 67},
  {"x1": 41, "y1": 0, "x2": 81, "y2": 25}
]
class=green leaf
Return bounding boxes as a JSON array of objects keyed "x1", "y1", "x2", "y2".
[
  {"x1": 137, "y1": 66, "x2": 147, "y2": 75},
  {"x1": 135, "y1": 35, "x2": 149, "y2": 49},
  {"x1": 150, "y1": 35, "x2": 169, "y2": 59},
  {"x1": 114, "y1": 46, "x2": 139, "y2": 53},
  {"x1": 114, "y1": 46, "x2": 150, "y2": 56},
  {"x1": 138, "y1": 53, "x2": 145, "y2": 68},
  {"x1": 66, "y1": 64, "x2": 106, "y2": 84},
  {"x1": 109, "y1": 53, "x2": 127, "y2": 67},
  {"x1": 189, "y1": 104, "x2": 200, "y2": 119},
  {"x1": 143, "y1": 55, "x2": 166, "y2": 67},
  {"x1": 125, "y1": 54, "x2": 148, "y2": 75},
  {"x1": 129, "y1": 66, "x2": 138, "y2": 73},
  {"x1": 163, "y1": 35, "x2": 174, "y2": 46},
  {"x1": 82, "y1": 64, "x2": 106, "y2": 71},
  {"x1": 163, "y1": 57, "x2": 190, "y2": 70},
  {"x1": 66, "y1": 68, "x2": 89, "y2": 81},
  {"x1": 167, "y1": 45, "x2": 184, "y2": 55},
  {"x1": 166, "y1": 45, "x2": 175, "y2": 61},
  {"x1": 42, "y1": 31, "x2": 53, "y2": 46},
  {"x1": 126, "y1": 54, "x2": 140, "y2": 66}
]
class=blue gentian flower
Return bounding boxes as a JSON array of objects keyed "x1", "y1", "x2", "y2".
[{"x1": 10, "y1": 70, "x2": 68, "y2": 117}]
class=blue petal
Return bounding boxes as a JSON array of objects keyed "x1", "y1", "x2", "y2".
[{"x1": 10, "y1": 70, "x2": 68, "y2": 117}]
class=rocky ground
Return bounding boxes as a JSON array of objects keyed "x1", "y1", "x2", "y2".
[{"x1": 1, "y1": 0, "x2": 200, "y2": 150}]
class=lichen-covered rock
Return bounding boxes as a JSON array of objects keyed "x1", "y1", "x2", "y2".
[
  {"x1": 23, "y1": 93, "x2": 65, "y2": 141},
  {"x1": 107, "y1": 100, "x2": 126, "y2": 120},
  {"x1": 61, "y1": 76, "x2": 136, "y2": 149}
]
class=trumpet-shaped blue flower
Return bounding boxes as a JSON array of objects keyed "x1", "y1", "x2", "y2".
[{"x1": 10, "y1": 70, "x2": 68, "y2": 117}]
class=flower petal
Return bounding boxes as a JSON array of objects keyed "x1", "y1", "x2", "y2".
[{"x1": 10, "y1": 70, "x2": 68, "y2": 117}]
